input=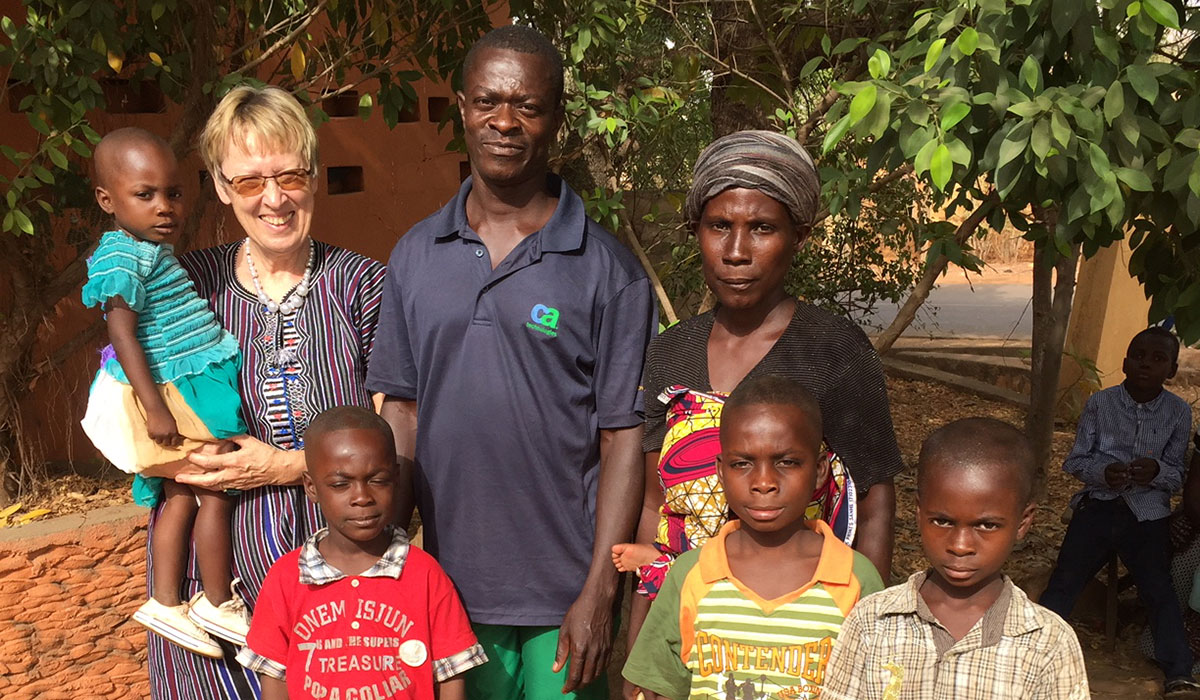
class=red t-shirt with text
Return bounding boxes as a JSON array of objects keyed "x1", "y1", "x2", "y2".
[{"x1": 246, "y1": 546, "x2": 478, "y2": 700}]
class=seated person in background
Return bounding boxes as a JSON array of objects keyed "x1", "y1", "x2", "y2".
[
  {"x1": 236, "y1": 407, "x2": 486, "y2": 700},
  {"x1": 1038, "y1": 327, "x2": 1198, "y2": 697},
  {"x1": 623, "y1": 376, "x2": 883, "y2": 700},
  {"x1": 824, "y1": 418, "x2": 1089, "y2": 700}
]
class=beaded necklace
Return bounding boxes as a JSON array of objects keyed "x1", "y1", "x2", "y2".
[{"x1": 244, "y1": 238, "x2": 315, "y2": 367}]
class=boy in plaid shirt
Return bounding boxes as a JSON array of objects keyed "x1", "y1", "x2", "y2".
[{"x1": 823, "y1": 418, "x2": 1088, "y2": 700}]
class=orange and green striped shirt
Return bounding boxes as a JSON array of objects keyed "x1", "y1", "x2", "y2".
[{"x1": 623, "y1": 520, "x2": 884, "y2": 700}]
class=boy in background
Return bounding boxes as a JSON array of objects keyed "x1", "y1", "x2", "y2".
[
  {"x1": 623, "y1": 376, "x2": 883, "y2": 699},
  {"x1": 824, "y1": 418, "x2": 1089, "y2": 700},
  {"x1": 1040, "y1": 327, "x2": 1197, "y2": 696},
  {"x1": 237, "y1": 406, "x2": 485, "y2": 700}
]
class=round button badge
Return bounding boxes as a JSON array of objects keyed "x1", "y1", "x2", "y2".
[{"x1": 399, "y1": 639, "x2": 428, "y2": 667}]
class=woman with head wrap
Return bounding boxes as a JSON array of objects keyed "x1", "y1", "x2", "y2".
[{"x1": 613, "y1": 130, "x2": 904, "y2": 679}]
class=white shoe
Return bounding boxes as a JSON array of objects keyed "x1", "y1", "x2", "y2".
[
  {"x1": 187, "y1": 579, "x2": 251, "y2": 646},
  {"x1": 133, "y1": 599, "x2": 224, "y2": 659}
]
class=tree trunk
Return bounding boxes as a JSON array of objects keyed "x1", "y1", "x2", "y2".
[
  {"x1": 1025, "y1": 232, "x2": 1081, "y2": 478},
  {"x1": 873, "y1": 197, "x2": 995, "y2": 355}
]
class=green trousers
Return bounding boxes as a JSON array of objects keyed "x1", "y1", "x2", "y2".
[{"x1": 466, "y1": 624, "x2": 609, "y2": 700}]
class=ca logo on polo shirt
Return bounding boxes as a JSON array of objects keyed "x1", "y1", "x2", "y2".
[{"x1": 526, "y1": 303, "x2": 560, "y2": 338}]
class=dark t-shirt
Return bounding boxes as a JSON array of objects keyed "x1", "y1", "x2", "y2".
[
  {"x1": 641, "y1": 303, "x2": 904, "y2": 492},
  {"x1": 367, "y1": 176, "x2": 657, "y2": 625}
]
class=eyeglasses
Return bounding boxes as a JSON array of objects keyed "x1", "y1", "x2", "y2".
[{"x1": 218, "y1": 168, "x2": 313, "y2": 197}]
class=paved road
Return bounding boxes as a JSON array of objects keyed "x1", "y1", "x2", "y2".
[{"x1": 855, "y1": 283, "x2": 1033, "y2": 339}]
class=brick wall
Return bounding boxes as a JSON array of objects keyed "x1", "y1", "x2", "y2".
[{"x1": 0, "y1": 505, "x2": 150, "y2": 699}]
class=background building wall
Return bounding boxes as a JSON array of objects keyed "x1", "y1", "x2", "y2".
[{"x1": 1, "y1": 71, "x2": 469, "y2": 466}]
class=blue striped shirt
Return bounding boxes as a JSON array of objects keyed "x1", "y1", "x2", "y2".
[{"x1": 1063, "y1": 383, "x2": 1192, "y2": 521}]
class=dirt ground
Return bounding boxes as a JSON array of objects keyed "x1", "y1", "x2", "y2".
[{"x1": 11, "y1": 371, "x2": 1193, "y2": 697}]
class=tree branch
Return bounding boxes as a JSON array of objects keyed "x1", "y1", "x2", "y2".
[
  {"x1": 236, "y1": 0, "x2": 327, "y2": 76},
  {"x1": 794, "y1": 56, "x2": 866, "y2": 144},
  {"x1": 813, "y1": 163, "x2": 913, "y2": 225},
  {"x1": 872, "y1": 193, "x2": 997, "y2": 355}
]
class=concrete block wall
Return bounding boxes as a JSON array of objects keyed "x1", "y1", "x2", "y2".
[{"x1": 0, "y1": 505, "x2": 150, "y2": 699}]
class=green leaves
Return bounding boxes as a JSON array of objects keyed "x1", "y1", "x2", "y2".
[
  {"x1": 1126, "y1": 64, "x2": 1158, "y2": 104},
  {"x1": 1142, "y1": 0, "x2": 1180, "y2": 28},
  {"x1": 955, "y1": 27, "x2": 979, "y2": 56},
  {"x1": 998, "y1": 123, "x2": 1031, "y2": 170},
  {"x1": 1177, "y1": 129, "x2": 1200, "y2": 150},
  {"x1": 848, "y1": 84, "x2": 877, "y2": 125},
  {"x1": 822, "y1": 115, "x2": 852, "y2": 155},
  {"x1": 1031, "y1": 119, "x2": 1052, "y2": 159},
  {"x1": 1104, "y1": 81, "x2": 1124, "y2": 125},
  {"x1": 1051, "y1": 110, "x2": 1072, "y2": 147},
  {"x1": 7, "y1": 209, "x2": 35, "y2": 235},
  {"x1": 930, "y1": 144, "x2": 952, "y2": 190},
  {"x1": 925, "y1": 38, "x2": 946, "y2": 72},
  {"x1": 1020, "y1": 56, "x2": 1041, "y2": 92},
  {"x1": 1115, "y1": 167, "x2": 1153, "y2": 191},
  {"x1": 941, "y1": 102, "x2": 971, "y2": 131},
  {"x1": 867, "y1": 49, "x2": 891, "y2": 79},
  {"x1": 1051, "y1": 0, "x2": 1084, "y2": 37}
]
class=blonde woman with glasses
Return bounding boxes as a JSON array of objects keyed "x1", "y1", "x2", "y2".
[{"x1": 144, "y1": 85, "x2": 388, "y2": 699}]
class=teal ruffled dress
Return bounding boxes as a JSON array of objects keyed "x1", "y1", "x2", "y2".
[{"x1": 81, "y1": 231, "x2": 247, "y2": 506}]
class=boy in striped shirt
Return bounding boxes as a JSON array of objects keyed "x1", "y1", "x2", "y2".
[{"x1": 623, "y1": 376, "x2": 884, "y2": 699}]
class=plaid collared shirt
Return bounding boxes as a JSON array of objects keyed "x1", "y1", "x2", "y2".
[
  {"x1": 297, "y1": 526, "x2": 411, "y2": 584},
  {"x1": 822, "y1": 572, "x2": 1089, "y2": 700},
  {"x1": 237, "y1": 527, "x2": 487, "y2": 683}
]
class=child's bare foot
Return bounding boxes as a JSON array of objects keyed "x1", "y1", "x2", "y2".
[{"x1": 611, "y1": 543, "x2": 660, "y2": 573}]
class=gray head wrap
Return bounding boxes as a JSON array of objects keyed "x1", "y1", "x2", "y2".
[{"x1": 685, "y1": 130, "x2": 820, "y2": 230}]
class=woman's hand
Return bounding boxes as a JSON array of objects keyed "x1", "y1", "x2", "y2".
[{"x1": 175, "y1": 434, "x2": 305, "y2": 491}]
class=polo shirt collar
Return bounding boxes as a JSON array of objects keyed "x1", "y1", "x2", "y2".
[
  {"x1": 883, "y1": 571, "x2": 1043, "y2": 646},
  {"x1": 697, "y1": 519, "x2": 853, "y2": 588},
  {"x1": 297, "y1": 526, "x2": 410, "y2": 585},
  {"x1": 434, "y1": 174, "x2": 586, "y2": 254}
]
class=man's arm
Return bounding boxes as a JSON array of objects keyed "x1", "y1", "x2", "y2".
[
  {"x1": 379, "y1": 396, "x2": 417, "y2": 529},
  {"x1": 1144, "y1": 405, "x2": 1193, "y2": 492},
  {"x1": 1062, "y1": 396, "x2": 1112, "y2": 487},
  {"x1": 435, "y1": 676, "x2": 465, "y2": 700},
  {"x1": 623, "y1": 450, "x2": 663, "y2": 699},
  {"x1": 554, "y1": 424, "x2": 644, "y2": 693},
  {"x1": 854, "y1": 479, "x2": 895, "y2": 584},
  {"x1": 259, "y1": 675, "x2": 288, "y2": 700}
]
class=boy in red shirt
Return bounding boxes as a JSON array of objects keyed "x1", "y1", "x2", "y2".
[{"x1": 236, "y1": 406, "x2": 485, "y2": 699}]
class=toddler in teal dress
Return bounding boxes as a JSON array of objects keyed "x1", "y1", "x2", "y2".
[{"x1": 81, "y1": 128, "x2": 250, "y2": 659}]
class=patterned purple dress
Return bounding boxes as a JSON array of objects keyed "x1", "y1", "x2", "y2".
[{"x1": 146, "y1": 239, "x2": 385, "y2": 699}]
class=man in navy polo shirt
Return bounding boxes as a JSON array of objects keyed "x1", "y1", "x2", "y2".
[{"x1": 367, "y1": 25, "x2": 656, "y2": 700}]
